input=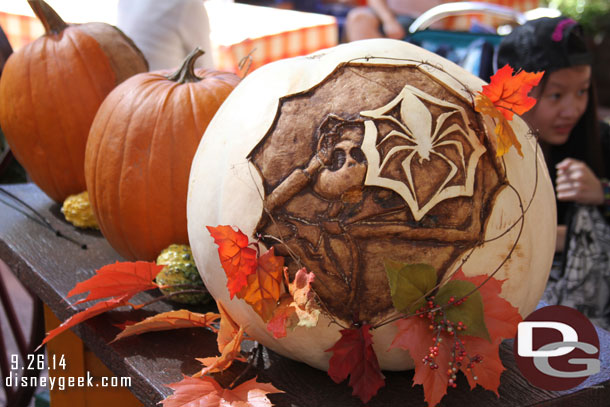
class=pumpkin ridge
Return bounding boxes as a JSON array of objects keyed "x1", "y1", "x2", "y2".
[
  {"x1": 116, "y1": 86, "x2": 161, "y2": 259},
  {"x1": 88, "y1": 86, "x2": 125, "y2": 237},
  {"x1": 186, "y1": 84, "x2": 205, "y2": 131},
  {"x1": 169, "y1": 93, "x2": 185, "y2": 244},
  {"x1": 145, "y1": 84, "x2": 176, "y2": 257},
  {"x1": 192, "y1": 78, "x2": 225, "y2": 128},
  {"x1": 38, "y1": 39, "x2": 64, "y2": 200},
  {"x1": 116, "y1": 114, "x2": 136, "y2": 259},
  {"x1": 65, "y1": 29, "x2": 115, "y2": 102},
  {"x1": 94, "y1": 90, "x2": 130, "y2": 254},
  {"x1": 54, "y1": 30, "x2": 110, "y2": 196},
  {"x1": 51, "y1": 34, "x2": 83, "y2": 192}
]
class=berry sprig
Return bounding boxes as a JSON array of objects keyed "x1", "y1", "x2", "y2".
[{"x1": 417, "y1": 295, "x2": 483, "y2": 387}]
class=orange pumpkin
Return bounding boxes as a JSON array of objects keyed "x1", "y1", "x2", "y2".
[
  {"x1": 85, "y1": 48, "x2": 240, "y2": 261},
  {"x1": 0, "y1": 0, "x2": 148, "y2": 202}
]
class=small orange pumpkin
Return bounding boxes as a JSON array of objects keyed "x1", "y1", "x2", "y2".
[
  {"x1": 0, "y1": 0, "x2": 147, "y2": 202},
  {"x1": 85, "y1": 48, "x2": 239, "y2": 261}
]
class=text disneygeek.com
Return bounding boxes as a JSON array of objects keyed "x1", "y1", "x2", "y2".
[{"x1": 6, "y1": 371, "x2": 132, "y2": 391}]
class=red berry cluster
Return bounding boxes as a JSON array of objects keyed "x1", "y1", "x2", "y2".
[{"x1": 417, "y1": 295, "x2": 483, "y2": 387}]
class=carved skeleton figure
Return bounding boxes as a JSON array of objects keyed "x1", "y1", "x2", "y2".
[
  {"x1": 313, "y1": 120, "x2": 367, "y2": 200},
  {"x1": 249, "y1": 64, "x2": 503, "y2": 323}
]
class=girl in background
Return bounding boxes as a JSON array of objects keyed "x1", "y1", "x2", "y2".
[{"x1": 498, "y1": 17, "x2": 610, "y2": 328}]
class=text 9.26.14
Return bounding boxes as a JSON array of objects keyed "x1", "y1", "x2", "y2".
[{"x1": 11, "y1": 353, "x2": 66, "y2": 371}]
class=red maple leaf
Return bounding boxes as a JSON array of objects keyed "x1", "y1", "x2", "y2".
[
  {"x1": 38, "y1": 294, "x2": 132, "y2": 350},
  {"x1": 67, "y1": 261, "x2": 164, "y2": 305},
  {"x1": 207, "y1": 225, "x2": 258, "y2": 298},
  {"x1": 161, "y1": 375, "x2": 282, "y2": 407},
  {"x1": 325, "y1": 324, "x2": 385, "y2": 403},
  {"x1": 38, "y1": 261, "x2": 165, "y2": 349},
  {"x1": 266, "y1": 294, "x2": 298, "y2": 339},
  {"x1": 481, "y1": 64, "x2": 544, "y2": 121}
]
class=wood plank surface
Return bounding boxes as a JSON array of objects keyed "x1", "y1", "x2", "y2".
[{"x1": 1, "y1": 183, "x2": 609, "y2": 407}]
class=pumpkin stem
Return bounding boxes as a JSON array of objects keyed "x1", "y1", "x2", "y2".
[
  {"x1": 28, "y1": 0, "x2": 68, "y2": 35},
  {"x1": 166, "y1": 47, "x2": 205, "y2": 83}
]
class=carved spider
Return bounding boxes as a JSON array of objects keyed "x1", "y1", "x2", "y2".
[{"x1": 360, "y1": 84, "x2": 486, "y2": 221}]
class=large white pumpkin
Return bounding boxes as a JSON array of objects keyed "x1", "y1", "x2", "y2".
[{"x1": 187, "y1": 39, "x2": 556, "y2": 371}]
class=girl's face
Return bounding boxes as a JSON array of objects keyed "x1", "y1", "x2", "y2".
[{"x1": 523, "y1": 65, "x2": 591, "y2": 145}]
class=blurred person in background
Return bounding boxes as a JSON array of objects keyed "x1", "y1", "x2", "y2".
[
  {"x1": 117, "y1": 0, "x2": 214, "y2": 71},
  {"x1": 498, "y1": 17, "x2": 610, "y2": 328},
  {"x1": 344, "y1": 0, "x2": 443, "y2": 42}
]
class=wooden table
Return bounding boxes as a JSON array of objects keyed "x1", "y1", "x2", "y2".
[{"x1": 1, "y1": 183, "x2": 609, "y2": 407}]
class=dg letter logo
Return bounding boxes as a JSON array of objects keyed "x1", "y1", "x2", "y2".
[{"x1": 514, "y1": 305, "x2": 600, "y2": 390}]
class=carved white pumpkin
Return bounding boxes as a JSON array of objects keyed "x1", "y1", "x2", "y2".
[{"x1": 187, "y1": 39, "x2": 556, "y2": 371}]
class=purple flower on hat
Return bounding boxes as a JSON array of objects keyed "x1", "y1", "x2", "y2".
[{"x1": 552, "y1": 18, "x2": 577, "y2": 42}]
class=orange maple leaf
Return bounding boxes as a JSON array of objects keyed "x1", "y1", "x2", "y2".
[
  {"x1": 199, "y1": 302, "x2": 248, "y2": 375},
  {"x1": 481, "y1": 65, "x2": 544, "y2": 121},
  {"x1": 238, "y1": 248, "x2": 284, "y2": 322},
  {"x1": 390, "y1": 316, "x2": 451, "y2": 407},
  {"x1": 38, "y1": 293, "x2": 132, "y2": 350},
  {"x1": 196, "y1": 326, "x2": 247, "y2": 375},
  {"x1": 219, "y1": 377, "x2": 283, "y2": 406},
  {"x1": 67, "y1": 261, "x2": 164, "y2": 305},
  {"x1": 461, "y1": 336, "x2": 505, "y2": 394},
  {"x1": 452, "y1": 269, "x2": 521, "y2": 340},
  {"x1": 111, "y1": 310, "x2": 220, "y2": 343},
  {"x1": 216, "y1": 301, "x2": 242, "y2": 352},
  {"x1": 208, "y1": 225, "x2": 258, "y2": 298},
  {"x1": 475, "y1": 65, "x2": 543, "y2": 158},
  {"x1": 451, "y1": 270, "x2": 522, "y2": 394},
  {"x1": 475, "y1": 93, "x2": 522, "y2": 157},
  {"x1": 161, "y1": 375, "x2": 282, "y2": 407}
]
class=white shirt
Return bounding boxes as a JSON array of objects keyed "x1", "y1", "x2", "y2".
[{"x1": 117, "y1": 0, "x2": 214, "y2": 71}]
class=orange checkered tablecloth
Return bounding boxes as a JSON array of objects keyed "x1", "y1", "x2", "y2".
[
  {"x1": 0, "y1": 2, "x2": 338, "y2": 74},
  {"x1": 0, "y1": 11, "x2": 44, "y2": 51},
  {"x1": 205, "y1": 2, "x2": 338, "y2": 73}
]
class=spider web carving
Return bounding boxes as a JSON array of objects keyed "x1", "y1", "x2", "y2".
[{"x1": 360, "y1": 84, "x2": 485, "y2": 221}]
